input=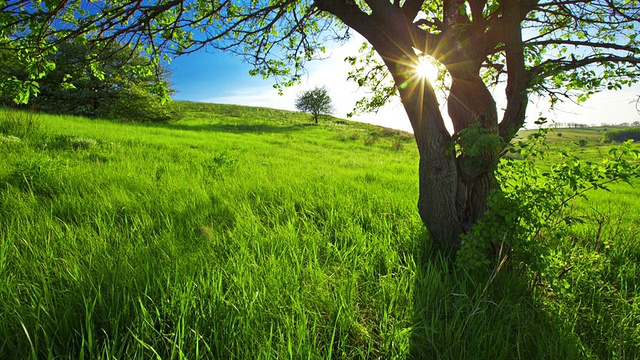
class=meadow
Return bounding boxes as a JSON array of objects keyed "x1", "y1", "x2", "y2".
[{"x1": 0, "y1": 102, "x2": 638, "y2": 359}]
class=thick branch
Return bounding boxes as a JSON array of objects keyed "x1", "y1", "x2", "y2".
[
  {"x1": 402, "y1": 0, "x2": 424, "y2": 22},
  {"x1": 468, "y1": 0, "x2": 487, "y2": 25},
  {"x1": 531, "y1": 55, "x2": 640, "y2": 77},
  {"x1": 364, "y1": 0, "x2": 389, "y2": 14},
  {"x1": 484, "y1": 0, "x2": 539, "y2": 56},
  {"x1": 443, "y1": 0, "x2": 469, "y2": 26},
  {"x1": 314, "y1": 0, "x2": 375, "y2": 41},
  {"x1": 499, "y1": 0, "x2": 531, "y2": 141},
  {"x1": 527, "y1": 39, "x2": 640, "y2": 53}
]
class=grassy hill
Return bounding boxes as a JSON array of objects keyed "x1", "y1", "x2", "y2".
[{"x1": 1, "y1": 102, "x2": 638, "y2": 359}]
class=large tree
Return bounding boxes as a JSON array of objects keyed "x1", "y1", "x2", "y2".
[{"x1": 1, "y1": 0, "x2": 639, "y2": 251}]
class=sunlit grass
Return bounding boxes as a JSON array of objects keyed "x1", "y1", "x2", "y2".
[{"x1": 0, "y1": 104, "x2": 638, "y2": 358}]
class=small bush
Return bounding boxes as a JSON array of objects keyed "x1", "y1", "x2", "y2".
[
  {"x1": 378, "y1": 127, "x2": 413, "y2": 141},
  {"x1": 458, "y1": 126, "x2": 640, "y2": 272},
  {"x1": 46, "y1": 134, "x2": 75, "y2": 150},
  {"x1": 201, "y1": 150, "x2": 238, "y2": 180},
  {"x1": 0, "y1": 135, "x2": 21, "y2": 144},
  {"x1": 364, "y1": 136, "x2": 376, "y2": 146},
  {"x1": 573, "y1": 139, "x2": 588, "y2": 147},
  {"x1": 71, "y1": 137, "x2": 98, "y2": 150}
]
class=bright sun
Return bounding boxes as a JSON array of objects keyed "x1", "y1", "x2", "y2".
[{"x1": 415, "y1": 56, "x2": 439, "y2": 82}]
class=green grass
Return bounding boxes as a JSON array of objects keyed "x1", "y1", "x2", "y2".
[{"x1": 0, "y1": 104, "x2": 638, "y2": 359}]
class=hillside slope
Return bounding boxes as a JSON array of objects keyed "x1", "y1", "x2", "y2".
[{"x1": 0, "y1": 103, "x2": 638, "y2": 359}]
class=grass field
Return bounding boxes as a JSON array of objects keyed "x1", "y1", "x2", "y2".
[{"x1": 1, "y1": 103, "x2": 639, "y2": 359}]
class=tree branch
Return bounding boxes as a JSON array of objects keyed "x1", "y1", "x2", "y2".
[
  {"x1": 402, "y1": 0, "x2": 424, "y2": 22},
  {"x1": 531, "y1": 55, "x2": 640, "y2": 77},
  {"x1": 468, "y1": 0, "x2": 486, "y2": 25},
  {"x1": 527, "y1": 39, "x2": 640, "y2": 53},
  {"x1": 498, "y1": 0, "x2": 532, "y2": 141}
]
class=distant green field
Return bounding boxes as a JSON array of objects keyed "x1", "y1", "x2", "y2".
[
  {"x1": 519, "y1": 125, "x2": 640, "y2": 145},
  {"x1": 519, "y1": 125, "x2": 640, "y2": 205},
  {"x1": 1, "y1": 103, "x2": 638, "y2": 359}
]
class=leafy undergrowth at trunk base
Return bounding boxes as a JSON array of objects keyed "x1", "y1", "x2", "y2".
[
  {"x1": 0, "y1": 106, "x2": 638, "y2": 359},
  {"x1": 457, "y1": 121, "x2": 640, "y2": 359}
]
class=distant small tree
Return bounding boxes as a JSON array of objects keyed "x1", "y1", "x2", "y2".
[{"x1": 295, "y1": 86, "x2": 334, "y2": 124}]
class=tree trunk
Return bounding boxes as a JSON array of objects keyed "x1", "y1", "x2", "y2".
[
  {"x1": 448, "y1": 74, "x2": 501, "y2": 233},
  {"x1": 363, "y1": 48, "x2": 499, "y2": 252},
  {"x1": 370, "y1": 68, "x2": 498, "y2": 253},
  {"x1": 312, "y1": 2, "x2": 506, "y2": 252},
  {"x1": 389, "y1": 66, "x2": 463, "y2": 252},
  {"x1": 393, "y1": 68, "x2": 500, "y2": 252}
]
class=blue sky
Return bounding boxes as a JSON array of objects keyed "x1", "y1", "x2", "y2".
[{"x1": 169, "y1": 38, "x2": 640, "y2": 133}]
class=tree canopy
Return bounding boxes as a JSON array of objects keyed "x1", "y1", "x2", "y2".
[
  {"x1": 295, "y1": 86, "x2": 334, "y2": 123},
  {"x1": 2, "y1": 0, "x2": 638, "y2": 107},
  {"x1": 1, "y1": 0, "x2": 639, "y2": 251}
]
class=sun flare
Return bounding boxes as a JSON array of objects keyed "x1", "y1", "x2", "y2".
[{"x1": 415, "y1": 56, "x2": 439, "y2": 83}]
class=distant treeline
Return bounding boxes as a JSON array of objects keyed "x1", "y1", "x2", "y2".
[
  {"x1": 550, "y1": 121, "x2": 640, "y2": 129},
  {"x1": 602, "y1": 128, "x2": 640, "y2": 143},
  {"x1": 551, "y1": 121, "x2": 640, "y2": 128}
]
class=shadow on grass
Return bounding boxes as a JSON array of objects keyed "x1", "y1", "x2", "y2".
[
  {"x1": 408, "y1": 242, "x2": 583, "y2": 359},
  {"x1": 156, "y1": 122, "x2": 313, "y2": 135}
]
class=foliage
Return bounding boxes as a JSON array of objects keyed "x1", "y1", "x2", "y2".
[
  {"x1": 0, "y1": 0, "x2": 333, "y2": 97},
  {"x1": 0, "y1": 0, "x2": 637, "y2": 116},
  {"x1": 0, "y1": 42, "x2": 55, "y2": 104},
  {"x1": 602, "y1": 127, "x2": 640, "y2": 143},
  {"x1": 454, "y1": 123, "x2": 505, "y2": 158},
  {"x1": 453, "y1": 121, "x2": 640, "y2": 357},
  {"x1": 457, "y1": 119, "x2": 640, "y2": 271},
  {"x1": 294, "y1": 86, "x2": 334, "y2": 123},
  {"x1": 1, "y1": 39, "x2": 175, "y2": 122}
]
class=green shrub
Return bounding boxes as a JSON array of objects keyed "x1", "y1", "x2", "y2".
[
  {"x1": 99, "y1": 86, "x2": 178, "y2": 122},
  {"x1": 391, "y1": 139, "x2": 403, "y2": 151},
  {"x1": 573, "y1": 139, "x2": 587, "y2": 147},
  {"x1": 364, "y1": 136, "x2": 376, "y2": 146},
  {"x1": 0, "y1": 39, "x2": 177, "y2": 122},
  {"x1": 602, "y1": 127, "x2": 640, "y2": 143},
  {"x1": 458, "y1": 124, "x2": 640, "y2": 271},
  {"x1": 71, "y1": 137, "x2": 98, "y2": 150}
]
